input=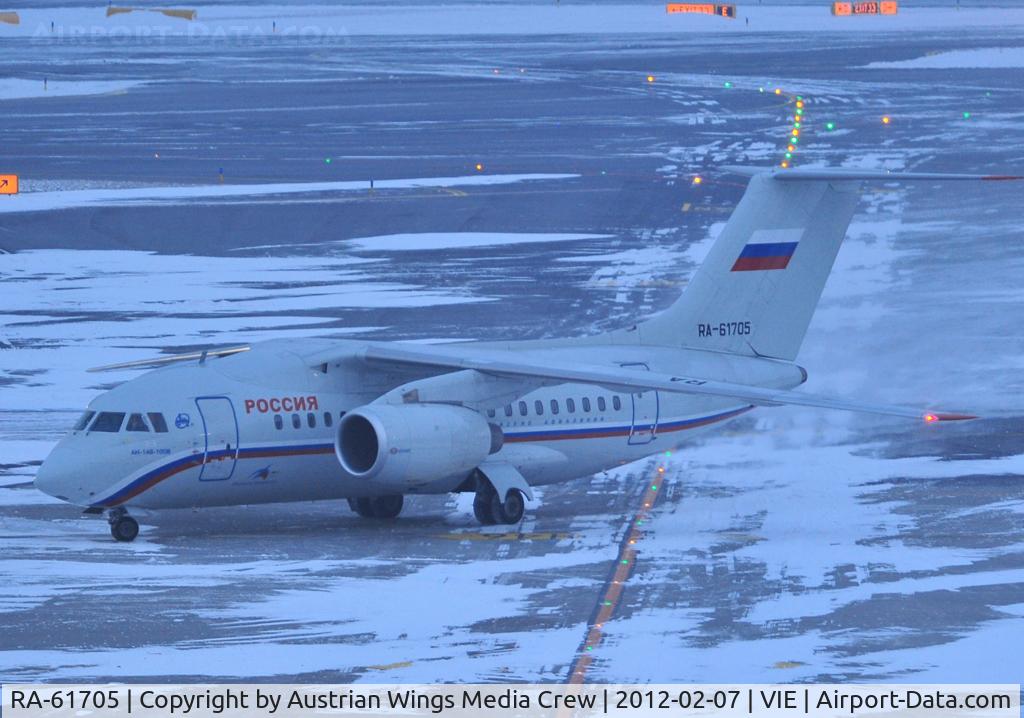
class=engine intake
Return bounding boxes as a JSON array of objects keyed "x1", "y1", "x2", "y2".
[{"x1": 335, "y1": 404, "x2": 502, "y2": 490}]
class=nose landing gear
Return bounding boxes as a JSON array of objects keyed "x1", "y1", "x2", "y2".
[{"x1": 107, "y1": 507, "x2": 140, "y2": 542}]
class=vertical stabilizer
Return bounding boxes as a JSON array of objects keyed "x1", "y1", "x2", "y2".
[{"x1": 634, "y1": 172, "x2": 861, "y2": 361}]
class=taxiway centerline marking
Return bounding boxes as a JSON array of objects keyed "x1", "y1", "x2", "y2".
[{"x1": 566, "y1": 464, "x2": 663, "y2": 684}]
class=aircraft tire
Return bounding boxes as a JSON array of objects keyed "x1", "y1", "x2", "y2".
[
  {"x1": 111, "y1": 516, "x2": 139, "y2": 542},
  {"x1": 473, "y1": 489, "x2": 497, "y2": 525},
  {"x1": 352, "y1": 497, "x2": 376, "y2": 518},
  {"x1": 490, "y1": 489, "x2": 525, "y2": 525},
  {"x1": 371, "y1": 495, "x2": 404, "y2": 519}
]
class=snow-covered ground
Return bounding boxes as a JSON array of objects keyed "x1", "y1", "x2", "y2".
[{"x1": 2, "y1": 4, "x2": 1024, "y2": 38}]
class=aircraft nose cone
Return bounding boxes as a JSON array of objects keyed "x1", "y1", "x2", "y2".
[{"x1": 35, "y1": 449, "x2": 74, "y2": 502}]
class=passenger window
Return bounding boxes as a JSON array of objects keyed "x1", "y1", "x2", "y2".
[
  {"x1": 566, "y1": 398, "x2": 576, "y2": 413},
  {"x1": 73, "y1": 411, "x2": 95, "y2": 431},
  {"x1": 91, "y1": 412, "x2": 125, "y2": 432},
  {"x1": 519, "y1": 401, "x2": 528, "y2": 416},
  {"x1": 291, "y1": 413, "x2": 301, "y2": 429},
  {"x1": 307, "y1": 412, "x2": 316, "y2": 428},
  {"x1": 582, "y1": 397, "x2": 591, "y2": 413},
  {"x1": 147, "y1": 412, "x2": 168, "y2": 433},
  {"x1": 550, "y1": 399, "x2": 559, "y2": 415},
  {"x1": 487, "y1": 408, "x2": 496, "y2": 418},
  {"x1": 613, "y1": 396, "x2": 622, "y2": 411},
  {"x1": 126, "y1": 413, "x2": 150, "y2": 432},
  {"x1": 274, "y1": 414, "x2": 283, "y2": 430},
  {"x1": 534, "y1": 400, "x2": 544, "y2": 415},
  {"x1": 598, "y1": 397, "x2": 606, "y2": 412},
  {"x1": 504, "y1": 405, "x2": 513, "y2": 417},
  {"x1": 324, "y1": 412, "x2": 333, "y2": 428}
]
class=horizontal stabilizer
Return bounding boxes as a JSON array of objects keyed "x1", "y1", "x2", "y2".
[{"x1": 722, "y1": 165, "x2": 1023, "y2": 182}]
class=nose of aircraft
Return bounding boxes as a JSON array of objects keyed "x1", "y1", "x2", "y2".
[{"x1": 35, "y1": 447, "x2": 77, "y2": 503}]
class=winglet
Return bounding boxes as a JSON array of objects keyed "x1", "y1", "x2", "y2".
[
  {"x1": 723, "y1": 165, "x2": 1024, "y2": 183},
  {"x1": 924, "y1": 412, "x2": 978, "y2": 423}
]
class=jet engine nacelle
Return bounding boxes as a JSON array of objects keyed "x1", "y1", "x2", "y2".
[{"x1": 335, "y1": 403, "x2": 503, "y2": 490}]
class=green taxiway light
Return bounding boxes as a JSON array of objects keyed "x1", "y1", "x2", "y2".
[
  {"x1": 724, "y1": 81, "x2": 733, "y2": 88},
  {"x1": 651, "y1": 485, "x2": 658, "y2": 491},
  {"x1": 963, "y1": 112, "x2": 971, "y2": 119},
  {"x1": 785, "y1": 152, "x2": 792, "y2": 159},
  {"x1": 826, "y1": 121, "x2": 835, "y2": 130},
  {"x1": 794, "y1": 122, "x2": 801, "y2": 128},
  {"x1": 325, "y1": 158, "x2": 332, "y2": 164}
]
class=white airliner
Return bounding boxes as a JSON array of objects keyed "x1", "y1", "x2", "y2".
[{"x1": 35, "y1": 166, "x2": 1019, "y2": 541}]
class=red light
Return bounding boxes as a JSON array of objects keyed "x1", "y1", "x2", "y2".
[{"x1": 924, "y1": 413, "x2": 938, "y2": 423}]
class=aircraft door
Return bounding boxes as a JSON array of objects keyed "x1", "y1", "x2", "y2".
[
  {"x1": 621, "y1": 363, "x2": 659, "y2": 445},
  {"x1": 195, "y1": 396, "x2": 239, "y2": 481}
]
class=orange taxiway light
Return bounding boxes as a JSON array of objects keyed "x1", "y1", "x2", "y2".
[
  {"x1": 646, "y1": 75, "x2": 655, "y2": 83},
  {"x1": 882, "y1": 115, "x2": 891, "y2": 124},
  {"x1": 0, "y1": 174, "x2": 18, "y2": 195},
  {"x1": 692, "y1": 176, "x2": 703, "y2": 185},
  {"x1": 475, "y1": 163, "x2": 484, "y2": 171}
]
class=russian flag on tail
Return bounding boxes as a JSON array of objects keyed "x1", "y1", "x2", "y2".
[{"x1": 731, "y1": 228, "x2": 802, "y2": 271}]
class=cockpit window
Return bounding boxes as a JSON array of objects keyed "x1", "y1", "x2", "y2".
[
  {"x1": 73, "y1": 411, "x2": 96, "y2": 431},
  {"x1": 126, "y1": 413, "x2": 150, "y2": 432},
  {"x1": 90, "y1": 412, "x2": 126, "y2": 432},
  {"x1": 148, "y1": 413, "x2": 168, "y2": 433}
]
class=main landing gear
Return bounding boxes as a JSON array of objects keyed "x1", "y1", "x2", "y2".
[
  {"x1": 107, "y1": 507, "x2": 139, "y2": 542},
  {"x1": 473, "y1": 479, "x2": 525, "y2": 526},
  {"x1": 348, "y1": 495, "x2": 404, "y2": 519}
]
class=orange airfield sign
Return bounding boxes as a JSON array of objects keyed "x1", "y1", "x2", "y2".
[
  {"x1": 666, "y1": 3, "x2": 737, "y2": 18},
  {"x1": 0, "y1": 175, "x2": 18, "y2": 195},
  {"x1": 832, "y1": 1, "x2": 898, "y2": 15}
]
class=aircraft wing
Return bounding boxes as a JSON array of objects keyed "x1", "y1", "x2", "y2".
[{"x1": 341, "y1": 343, "x2": 974, "y2": 422}]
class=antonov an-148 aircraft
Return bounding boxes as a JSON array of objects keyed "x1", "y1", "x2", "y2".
[{"x1": 35, "y1": 166, "x2": 1019, "y2": 541}]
